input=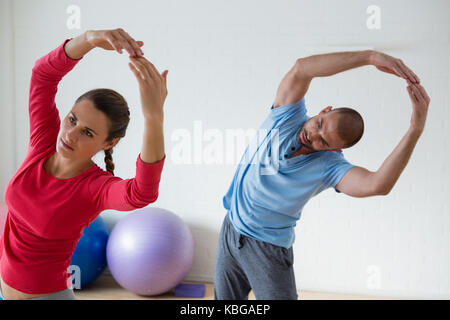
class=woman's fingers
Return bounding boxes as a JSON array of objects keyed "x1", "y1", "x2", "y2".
[
  {"x1": 144, "y1": 59, "x2": 162, "y2": 81},
  {"x1": 129, "y1": 57, "x2": 152, "y2": 81},
  {"x1": 99, "y1": 28, "x2": 145, "y2": 57},
  {"x1": 134, "y1": 57, "x2": 162, "y2": 83},
  {"x1": 114, "y1": 31, "x2": 136, "y2": 56},
  {"x1": 107, "y1": 33, "x2": 124, "y2": 54},
  {"x1": 128, "y1": 62, "x2": 145, "y2": 83},
  {"x1": 130, "y1": 57, "x2": 168, "y2": 95}
]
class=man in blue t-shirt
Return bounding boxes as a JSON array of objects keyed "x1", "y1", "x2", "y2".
[{"x1": 214, "y1": 49, "x2": 430, "y2": 300}]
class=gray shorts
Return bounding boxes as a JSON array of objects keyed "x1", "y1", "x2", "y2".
[
  {"x1": 0, "y1": 277, "x2": 77, "y2": 300},
  {"x1": 214, "y1": 214, "x2": 298, "y2": 300}
]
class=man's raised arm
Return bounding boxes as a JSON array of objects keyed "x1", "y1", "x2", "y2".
[
  {"x1": 297, "y1": 50, "x2": 373, "y2": 79},
  {"x1": 336, "y1": 82, "x2": 430, "y2": 197}
]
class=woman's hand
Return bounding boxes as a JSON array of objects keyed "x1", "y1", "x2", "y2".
[
  {"x1": 406, "y1": 83, "x2": 430, "y2": 134},
  {"x1": 370, "y1": 51, "x2": 420, "y2": 84},
  {"x1": 128, "y1": 57, "x2": 168, "y2": 121},
  {"x1": 86, "y1": 29, "x2": 144, "y2": 58}
]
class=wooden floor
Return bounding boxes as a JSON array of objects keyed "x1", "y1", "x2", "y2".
[{"x1": 74, "y1": 274, "x2": 391, "y2": 300}]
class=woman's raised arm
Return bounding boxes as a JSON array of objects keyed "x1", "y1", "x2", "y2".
[{"x1": 64, "y1": 28, "x2": 144, "y2": 60}]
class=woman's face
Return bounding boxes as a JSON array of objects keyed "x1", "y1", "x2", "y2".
[{"x1": 57, "y1": 99, "x2": 118, "y2": 161}]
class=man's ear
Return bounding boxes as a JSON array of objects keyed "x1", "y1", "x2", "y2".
[{"x1": 319, "y1": 105, "x2": 333, "y2": 114}]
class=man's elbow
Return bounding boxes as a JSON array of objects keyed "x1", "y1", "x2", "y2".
[
  {"x1": 294, "y1": 58, "x2": 312, "y2": 79},
  {"x1": 374, "y1": 184, "x2": 392, "y2": 196},
  {"x1": 294, "y1": 58, "x2": 304, "y2": 71}
]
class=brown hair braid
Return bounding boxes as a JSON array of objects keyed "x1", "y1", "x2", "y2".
[{"x1": 104, "y1": 148, "x2": 115, "y2": 175}]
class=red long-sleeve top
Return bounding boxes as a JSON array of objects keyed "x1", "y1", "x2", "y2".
[{"x1": 0, "y1": 39, "x2": 165, "y2": 294}]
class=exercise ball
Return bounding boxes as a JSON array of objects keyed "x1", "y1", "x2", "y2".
[
  {"x1": 106, "y1": 207, "x2": 194, "y2": 296},
  {"x1": 70, "y1": 216, "x2": 109, "y2": 289}
]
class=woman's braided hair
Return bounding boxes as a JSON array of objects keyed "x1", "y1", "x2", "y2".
[{"x1": 75, "y1": 88, "x2": 130, "y2": 176}]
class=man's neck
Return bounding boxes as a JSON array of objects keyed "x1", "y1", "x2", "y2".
[{"x1": 288, "y1": 145, "x2": 317, "y2": 159}]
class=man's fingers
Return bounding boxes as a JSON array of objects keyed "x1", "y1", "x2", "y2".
[
  {"x1": 392, "y1": 64, "x2": 408, "y2": 80},
  {"x1": 161, "y1": 70, "x2": 169, "y2": 92},
  {"x1": 407, "y1": 85, "x2": 418, "y2": 101},
  {"x1": 413, "y1": 85, "x2": 425, "y2": 101},
  {"x1": 401, "y1": 61, "x2": 420, "y2": 84},
  {"x1": 398, "y1": 63, "x2": 414, "y2": 82},
  {"x1": 377, "y1": 65, "x2": 396, "y2": 75},
  {"x1": 398, "y1": 61, "x2": 418, "y2": 84},
  {"x1": 417, "y1": 84, "x2": 430, "y2": 102},
  {"x1": 162, "y1": 70, "x2": 169, "y2": 81},
  {"x1": 410, "y1": 84, "x2": 425, "y2": 102}
]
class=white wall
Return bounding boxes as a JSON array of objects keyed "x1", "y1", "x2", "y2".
[
  {"x1": 1, "y1": 0, "x2": 449, "y2": 299},
  {"x1": 0, "y1": 0, "x2": 16, "y2": 202}
]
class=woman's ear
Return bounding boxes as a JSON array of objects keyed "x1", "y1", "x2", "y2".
[{"x1": 104, "y1": 138, "x2": 120, "y2": 150}]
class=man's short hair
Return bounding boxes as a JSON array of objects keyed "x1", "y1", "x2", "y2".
[{"x1": 332, "y1": 107, "x2": 364, "y2": 148}]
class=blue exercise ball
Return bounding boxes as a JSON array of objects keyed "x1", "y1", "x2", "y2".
[{"x1": 70, "y1": 216, "x2": 109, "y2": 289}]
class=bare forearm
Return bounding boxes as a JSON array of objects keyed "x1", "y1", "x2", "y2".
[
  {"x1": 141, "y1": 118, "x2": 165, "y2": 164},
  {"x1": 298, "y1": 50, "x2": 373, "y2": 78},
  {"x1": 63, "y1": 31, "x2": 95, "y2": 60},
  {"x1": 374, "y1": 127, "x2": 422, "y2": 194}
]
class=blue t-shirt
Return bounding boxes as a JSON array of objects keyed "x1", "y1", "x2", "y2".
[{"x1": 222, "y1": 98, "x2": 355, "y2": 248}]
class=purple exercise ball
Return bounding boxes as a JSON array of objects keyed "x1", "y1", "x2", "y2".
[{"x1": 106, "y1": 207, "x2": 194, "y2": 296}]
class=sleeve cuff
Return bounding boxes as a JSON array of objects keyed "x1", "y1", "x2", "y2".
[
  {"x1": 61, "y1": 38, "x2": 83, "y2": 61},
  {"x1": 270, "y1": 98, "x2": 306, "y2": 118},
  {"x1": 135, "y1": 153, "x2": 166, "y2": 186},
  {"x1": 333, "y1": 164, "x2": 355, "y2": 193}
]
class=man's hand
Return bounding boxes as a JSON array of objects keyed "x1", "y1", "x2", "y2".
[
  {"x1": 407, "y1": 83, "x2": 430, "y2": 134},
  {"x1": 370, "y1": 51, "x2": 420, "y2": 84}
]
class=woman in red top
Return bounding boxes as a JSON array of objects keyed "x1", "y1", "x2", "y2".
[{"x1": 0, "y1": 28, "x2": 168, "y2": 300}]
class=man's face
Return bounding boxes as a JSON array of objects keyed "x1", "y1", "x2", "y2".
[
  {"x1": 56, "y1": 99, "x2": 117, "y2": 161},
  {"x1": 298, "y1": 107, "x2": 346, "y2": 152}
]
